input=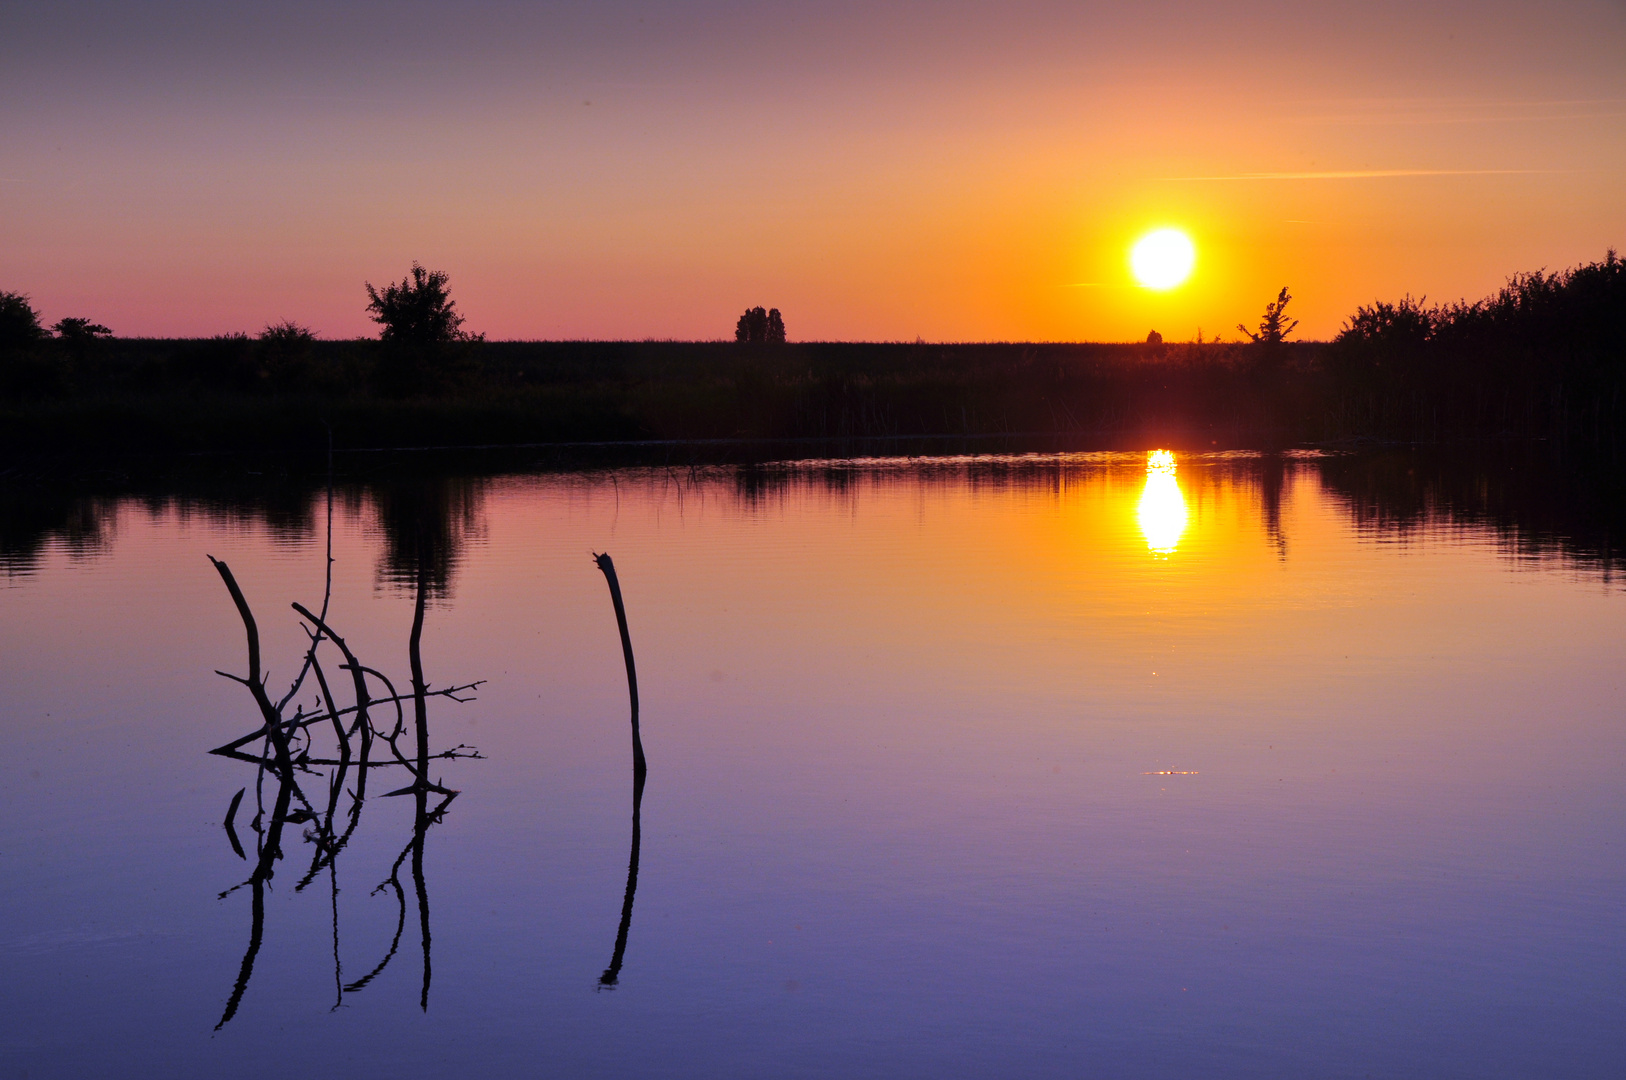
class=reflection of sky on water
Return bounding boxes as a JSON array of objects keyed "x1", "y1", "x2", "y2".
[{"x1": 3, "y1": 455, "x2": 1626, "y2": 1078}]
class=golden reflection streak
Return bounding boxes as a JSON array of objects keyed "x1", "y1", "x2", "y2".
[{"x1": 1137, "y1": 450, "x2": 1188, "y2": 556}]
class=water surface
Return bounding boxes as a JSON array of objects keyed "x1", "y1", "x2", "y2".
[{"x1": 3, "y1": 451, "x2": 1624, "y2": 1078}]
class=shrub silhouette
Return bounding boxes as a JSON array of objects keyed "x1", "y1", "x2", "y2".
[
  {"x1": 254, "y1": 321, "x2": 320, "y2": 391},
  {"x1": 1337, "y1": 296, "x2": 1435, "y2": 350},
  {"x1": 52, "y1": 317, "x2": 113, "y2": 342},
  {"x1": 1239, "y1": 287, "x2": 1300, "y2": 345},
  {"x1": 258, "y1": 320, "x2": 316, "y2": 346},
  {"x1": 0, "y1": 292, "x2": 47, "y2": 350},
  {"x1": 735, "y1": 306, "x2": 786, "y2": 344},
  {"x1": 365, "y1": 264, "x2": 470, "y2": 344}
]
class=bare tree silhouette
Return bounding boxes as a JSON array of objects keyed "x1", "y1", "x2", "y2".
[{"x1": 1239, "y1": 287, "x2": 1300, "y2": 345}]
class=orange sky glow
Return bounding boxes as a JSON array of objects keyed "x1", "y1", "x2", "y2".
[{"x1": 2, "y1": 1, "x2": 1623, "y2": 341}]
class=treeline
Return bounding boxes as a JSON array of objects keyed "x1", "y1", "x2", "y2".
[
  {"x1": 1324, "y1": 251, "x2": 1625, "y2": 444},
  {"x1": 0, "y1": 252, "x2": 1620, "y2": 455}
]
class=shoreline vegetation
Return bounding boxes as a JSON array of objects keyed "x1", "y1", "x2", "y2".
[{"x1": 1, "y1": 252, "x2": 1620, "y2": 460}]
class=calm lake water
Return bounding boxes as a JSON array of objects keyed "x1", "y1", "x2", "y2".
[{"x1": 3, "y1": 450, "x2": 1624, "y2": 1079}]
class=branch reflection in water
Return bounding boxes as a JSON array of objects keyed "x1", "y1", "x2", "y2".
[
  {"x1": 207, "y1": 477, "x2": 482, "y2": 1028},
  {"x1": 27, "y1": 447, "x2": 1613, "y2": 1023},
  {"x1": 204, "y1": 479, "x2": 657, "y2": 1023}
]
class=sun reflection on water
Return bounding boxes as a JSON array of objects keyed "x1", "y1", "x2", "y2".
[{"x1": 1138, "y1": 450, "x2": 1188, "y2": 556}]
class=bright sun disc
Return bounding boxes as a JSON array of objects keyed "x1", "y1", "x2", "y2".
[{"x1": 1130, "y1": 229, "x2": 1196, "y2": 290}]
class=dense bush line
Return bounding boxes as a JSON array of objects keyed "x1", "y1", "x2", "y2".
[{"x1": 1326, "y1": 250, "x2": 1625, "y2": 443}]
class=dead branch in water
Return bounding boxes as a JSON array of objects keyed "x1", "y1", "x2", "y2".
[
  {"x1": 593, "y1": 551, "x2": 648, "y2": 988},
  {"x1": 593, "y1": 552, "x2": 646, "y2": 780},
  {"x1": 207, "y1": 540, "x2": 480, "y2": 1026}
]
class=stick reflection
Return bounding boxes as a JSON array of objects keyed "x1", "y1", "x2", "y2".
[
  {"x1": 207, "y1": 479, "x2": 482, "y2": 1028},
  {"x1": 208, "y1": 518, "x2": 658, "y2": 1023},
  {"x1": 599, "y1": 765, "x2": 646, "y2": 987}
]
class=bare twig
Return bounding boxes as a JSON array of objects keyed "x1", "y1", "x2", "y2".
[{"x1": 593, "y1": 553, "x2": 647, "y2": 780}]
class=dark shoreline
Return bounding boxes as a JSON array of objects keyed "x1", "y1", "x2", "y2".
[
  {"x1": 1, "y1": 339, "x2": 1329, "y2": 461},
  {"x1": 5, "y1": 252, "x2": 1619, "y2": 461}
]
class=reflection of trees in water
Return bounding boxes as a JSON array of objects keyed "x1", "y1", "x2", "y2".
[
  {"x1": 0, "y1": 472, "x2": 490, "y2": 588},
  {"x1": 0, "y1": 488, "x2": 120, "y2": 576},
  {"x1": 723, "y1": 449, "x2": 1624, "y2": 577},
  {"x1": 370, "y1": 476, "x2": 487, "y2": 599},
  {"x1": 1316, "y1": 447, "x2": 1626, "y2": 579},
  {"x1": 6, "y1": 445, "x2": 1623, "y2": 581},
  {"x1": 1255, "y1": 453, "x2": 1289, "y2": 560},
  {"x1": 2, "y1": 471, "x2": 323, "y2": 577}
]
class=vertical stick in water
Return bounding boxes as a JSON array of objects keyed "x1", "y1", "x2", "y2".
[
  {"x1": 593, "y1": 553, "x2": 646, "y2": 779},
  {"x1": 408, "y1": 558, "x2": 433, "y2": 1009},
  {"x1": 594, "y1": 552, "x2": 647, "y2": 986}
]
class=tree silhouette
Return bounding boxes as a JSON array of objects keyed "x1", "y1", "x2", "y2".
[
  {"x1": 365, "y1": 264, "x2": 470, "y2": 345},
  {"x1": 0, "y1": 292, "x2": 46, "y2": 350},
  {"x1": 735, "y1": 306, "x2": 786, "y2": 344},
  {"x1": 52, "y1": 317, "x2": 112, "y2": 342},
  {"x1": 1239, "y1": 287, "x2": 1300, "y2": 345}
]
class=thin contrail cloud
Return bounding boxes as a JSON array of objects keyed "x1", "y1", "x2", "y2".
[{"x1": 1159, "y1": 169, "x2": 1567, "y2": 181}]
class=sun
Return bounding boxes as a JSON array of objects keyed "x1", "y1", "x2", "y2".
[{"x1": 1130, "y1": 228, "x2": 1196, "y2": 290}]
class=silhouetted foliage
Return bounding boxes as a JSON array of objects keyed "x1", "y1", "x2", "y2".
[
  {"x1": 736, "y1": 306, "x2": 786, "y2": 344},
  {"x1": 2, "y1": 250, "x2": 1623, "y2": 451},
  {"x1": 251, "y1": 321, "x2": 319, "y2": 391},
  {"x1": 1327, "y1": 250, "x2": 1626, "y2": 441},
  {"x1": 0, "y1": 291, "x2": 46, "y2": 349},
  {"x1": 52, "y1": 317, "x2": 112, "y2": 341},
  {"x1": 1338, "y1": 295, "x2": 1434, "y2": 349},
  {"x1": 0, "y1": 292, "x2": 66, "y2": 396},
  {"x1": 365, "y1": 264, "x2": 471, "y2": 345},
  {"x1": 1324, "y1": 295, "x2": 1434, "y2": 385},
  {"x1": 1145, "y1": 330, "x2": 1163, "y2": 346},
  {"x1": 364, "y1": 266, "x2": 482, "y2": 396},
  {"x1": 258, "y1": 320, "x2": 315, "y2": 346},
  {"x1": 1240, "y1": 287, "x2": 1299, "y2": 345}
]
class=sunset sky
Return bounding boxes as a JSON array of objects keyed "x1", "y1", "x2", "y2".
[{"x1": 3, "y1": 0, "x2": 1623, "y2": 341}]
